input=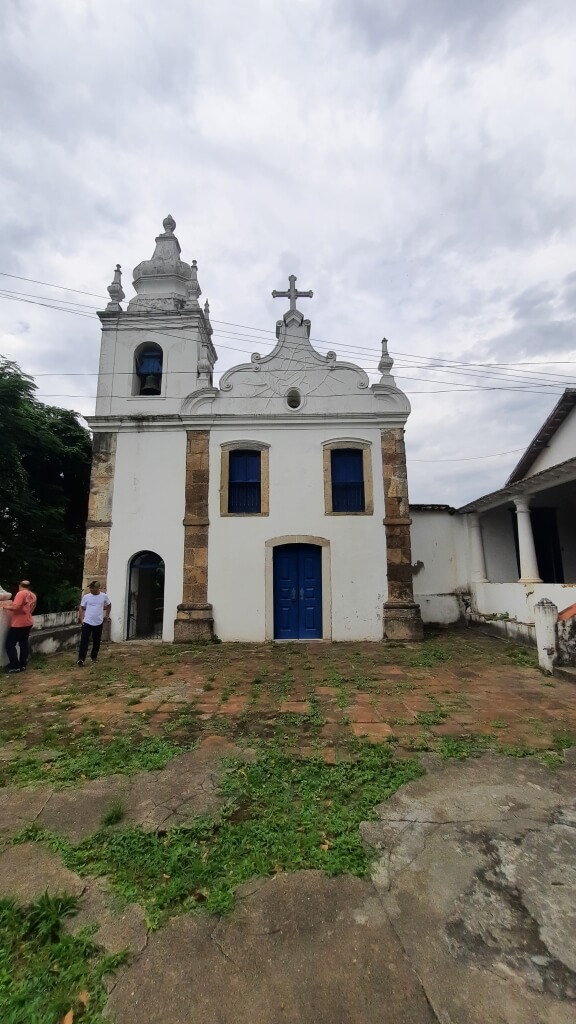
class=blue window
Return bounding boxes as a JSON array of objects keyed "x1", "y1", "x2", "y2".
[
  {"x1": 331, "y1": 449, "x2": 365, "y2": 512},
  {"x1": 228, "y1": 450, "x2": 261, "y2": 513}
]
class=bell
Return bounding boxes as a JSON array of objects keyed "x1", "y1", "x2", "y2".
[{"x1": 140, "y1": 374, "x2": 161, "y2": 395}]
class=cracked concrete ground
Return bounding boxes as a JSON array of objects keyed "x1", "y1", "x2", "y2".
[
  {"x1": 1, "y1": 746, "x2": 575, "y2": 1022},
  {"x1": 0, "y1": 735, "x2": 254, "y2": 845},
  {"x1": 361, "y1": 751, "x2": 576, "y2": 1023}
]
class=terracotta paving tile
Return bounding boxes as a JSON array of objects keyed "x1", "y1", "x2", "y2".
[
  {"x1": 197, "y1": 701, "x2": 220, "y2": 713},
  {"x1": 321, "y1": 710, "x2": 345, "y2": 724},
  {"x1": 402, "y1": 696, "x2": 437, "y2": 712},
  {"x1": 347, "y1": 707, "x2": 382, "y2": 723},
  {"x1": 280, "y1": 701, "x2": 310, "y2": 714},
  {"x1": 315, "y1": 686, "x2": 340, "y2": 696},
  {"x1": 124, "y1": 704, "x2": 161, "y2": 712},
  {"x1": 351, "y1": 722, "x2": 393, "y2": 740},
  {"x1": 321, "y1": 723, "x2": 344, "y2": 740},
  {"x1": 218, "y1": 697, "x2": 249, "y2": 715}
]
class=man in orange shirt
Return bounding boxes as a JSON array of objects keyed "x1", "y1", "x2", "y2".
[{"x1": 4, "y1": 580, "x2": 37, "y2": 674}]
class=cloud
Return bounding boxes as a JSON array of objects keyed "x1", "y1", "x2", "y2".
[{"x1": 0, "y1": 0, "x2": 575, "y2": 509}]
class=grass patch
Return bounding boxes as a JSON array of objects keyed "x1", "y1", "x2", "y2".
[
  {"x1": 16, "y1": 745, "x2": 422, "y2": 927},
  {"x1": 101, "y1": 799, "x2": 125, "y2": 827},
  {"x1": 408, "y1": 645, "x2": 450, "y2": 669},
  {"x1": 507, "y1": 647, "x2": 538, "y2": 668},
  {"x1": 0, "y1": 892, "x2": 124, "y2": 1024},
  {"x1": 3, "y1": 735, "x2": 194, "y2": 788}
]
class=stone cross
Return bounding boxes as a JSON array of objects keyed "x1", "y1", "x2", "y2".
[{"x1": 272, "y1": 274, "x2": 313, "y2": 312}]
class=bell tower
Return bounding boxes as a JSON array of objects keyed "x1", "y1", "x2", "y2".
[{"x1": 94, "y1": 216, "x2": 217, "y2": 417}]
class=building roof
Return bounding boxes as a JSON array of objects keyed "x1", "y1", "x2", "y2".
[
  {"x1": 458, "y1": 455, "x2": 576, "y2": 514},
  {"x1": 506, "y1": 389, "x2": 576, "y2": 485},
  {"x1": 409, "y1": 504, "x2": 456, "y2": 513}
]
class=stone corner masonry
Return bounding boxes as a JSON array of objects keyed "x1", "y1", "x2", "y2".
[
  {"x1": 381, "y1": 428, "x2": 424, "y2": 641},
  {"x1": 174, "y1": 430, "x2": 214, "y2": 642}
]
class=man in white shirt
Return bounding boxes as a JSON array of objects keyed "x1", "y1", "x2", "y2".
[{"x1": 77, "y1": 581, "x2": 111, "y2": 666}]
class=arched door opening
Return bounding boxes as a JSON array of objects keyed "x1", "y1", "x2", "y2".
[{"x1": 127, "y1": 551, "x2": 165, "y2": 639}]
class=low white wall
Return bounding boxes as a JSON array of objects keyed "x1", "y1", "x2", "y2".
[
  {"x1": 33, "y1": 610, "x2": 78, "y2": 630},
  {"x1": 473, "y1": 582, "x2": 576, "y2": 625},
  {"x1": 410, "y1": 510, "x2": 468, "y2": 624}
]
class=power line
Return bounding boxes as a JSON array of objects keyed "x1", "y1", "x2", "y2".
[
  {"x1": 1, "y1": 289, "x2": 572, "y2": 395},
  {"x1": 2, "y1": 270, "x2": 576, "y2": 383}
]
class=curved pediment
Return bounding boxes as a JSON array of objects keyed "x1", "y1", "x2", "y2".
[{"x1": 218, "y1": 314, "x2": 370, "y2": 402}]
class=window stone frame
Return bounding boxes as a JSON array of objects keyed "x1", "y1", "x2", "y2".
[
  {"x1": 220, "y1": 441, "x2": 270, "y2": 517},
  {"x1": 322, "y1": 439, "x2": 374, "y2": 516}
]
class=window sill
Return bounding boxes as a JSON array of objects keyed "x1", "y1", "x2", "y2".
[
  {"x1": 221, "y1": 511, "x2": 269, "y2": 518},
  {"x1": 325, "y1": 509, "x2": 374, "y2": 516}
]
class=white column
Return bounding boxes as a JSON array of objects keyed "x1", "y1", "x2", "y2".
[
  {"x1": 469, "y1": 513, "x2": 488, "y2": 582},
  {"x1": 514, "y1": 498, "x2": 542, "y2": 583}
]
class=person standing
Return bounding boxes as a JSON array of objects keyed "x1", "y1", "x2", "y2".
[
  {"x1": 4, "y1": 580, "x2": 37, "y2": 673},
  {"x1": 78, "y1": 581, "x2": 111, "y2": 666}
]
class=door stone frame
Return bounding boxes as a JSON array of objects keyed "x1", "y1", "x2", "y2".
[{"x1": 265, "y1": 536, "x2": 331, "y2": 641}]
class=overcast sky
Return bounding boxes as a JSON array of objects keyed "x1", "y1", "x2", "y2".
[{"x1": 1, "y1": 0, "x2": 575, "y2": 506}]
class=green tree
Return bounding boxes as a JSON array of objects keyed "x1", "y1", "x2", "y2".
[{"x1": 0, "y1": 357, "x2": 92, "y2": 612}]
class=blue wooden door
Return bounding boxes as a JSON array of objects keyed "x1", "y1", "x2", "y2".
[{"x1": 273, "y1": 544, "x2": 322, "y2": 640}]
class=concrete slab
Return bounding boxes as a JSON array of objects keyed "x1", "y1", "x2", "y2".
[
  {"x1": 0, "y1": 842, "x2": 84, "y2": 901},
  {"x1": 0, "y1": 784, "x2": 52, "y2": 840},
  {"x1": 361, "y1": 752, "x2": 576, "y2": 1023},
  {"x1": 38, "y1": 775, "x2": 131, "y2": 843},
  {"x1": 65, "y1": 876, "x2": 147, "y2": 955},
  {"x1": 106, "y1": 871, "x2": 437, "y2": 1024}
]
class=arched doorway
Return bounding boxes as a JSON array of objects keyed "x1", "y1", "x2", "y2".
[{"x1": 127, "y1": 551, "x2": 165, "y2": 639}]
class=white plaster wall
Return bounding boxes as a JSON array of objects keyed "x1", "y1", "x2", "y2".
[
  {"x1": 410, "y1": 511, "x2": 468, "y2": 624},
  {"x1": 95, "y1": 323, "x2": 200, "y2": 417},
  {"x1": 480, "y1": 506, "x2": 518, "y2": 582},
  {"x1": 411, "y1": 512, "x2": 467, "y2": 591},
  {"x1": 207, "y1": 426, "x2": 387, "y2": 641},
  {"x1": 472, "y1": 581, "x2": 576, "y2": 624},
  {"x1": 525, "y1": 407, "x2": 576, "y2": 477},
  {"x1": 107, "y1": 430, "x2": 186, "y2": 641}
]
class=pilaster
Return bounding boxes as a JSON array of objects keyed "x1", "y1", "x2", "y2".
[
  {"x1": 381, "y1": 428, "x2": 423, "y2": 641},
  {"x1": 82, "y1": 432, "x2": 116, "y2": 593},
  {"x1": 174, "y1": 430, "x2": 214, "y2": 642}
]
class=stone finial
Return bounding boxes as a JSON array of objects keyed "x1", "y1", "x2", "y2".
[
  {"x1": 187, "y1": 258, "x2": 202, "y2": 307},
  {"x1": 378, "y1": 337, "x2": 394, "y2": 377},
  {"x1": 105, "y1": 264, "x2": 125, "y2": 311},
  {"x1": 162, "y1": 214, "x2": 176, "y2": 234},
  {"x1": 203, "y1": 298, "x2": 213, "y2": 337}
]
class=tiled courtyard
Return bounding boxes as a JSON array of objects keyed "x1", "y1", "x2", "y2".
[{"x1": 1, "y1": 628, "x2": 575, "y2": 767}]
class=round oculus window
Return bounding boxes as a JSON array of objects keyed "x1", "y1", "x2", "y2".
[{"x1": 286, "y1": 388, "x2": 302, "y2": 409}]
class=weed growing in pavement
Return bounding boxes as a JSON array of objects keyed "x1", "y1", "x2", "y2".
[
  {"x1": 15, "y1": 744, "x2": 422, "y2": 927},
  {"x1": 101, "y1": 799, "x2": 125, "y2": 827},
  {"x1": 4, "y1": 735, "x2": 195, "y2": 788},
  {"x1": 408, "y1": 645, "x2": 450, "y2": 669},
  {"x1": 439, "y1": 735, "x2": 492, "y2": 759},
  {"x1": 0, "y1": 892, "x2": 125, "y2": 1024},
  {"x1": 507, "y1": 647, "x2": 538, "y2": 668},
  {"x1": 415, "y1": 709, "x2": 448, "y2": 728}
]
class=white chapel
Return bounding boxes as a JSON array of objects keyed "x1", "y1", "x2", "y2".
[{"x1": 84, "y1": 216, "x2": 423, "y2": 643}]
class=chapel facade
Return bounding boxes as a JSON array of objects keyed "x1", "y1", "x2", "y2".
[{"x1": 83, "y1": 216, "x2": 423, "y2": 643}]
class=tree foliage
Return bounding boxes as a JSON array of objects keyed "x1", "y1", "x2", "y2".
[{"x1": 0, "y1": 357, "x2": 92, "y2": 612}]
